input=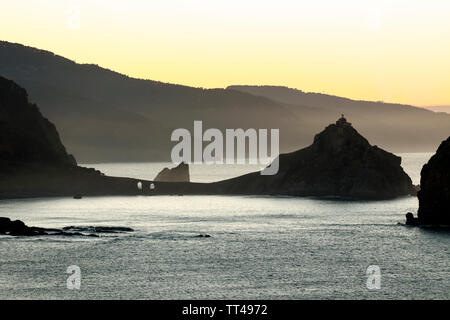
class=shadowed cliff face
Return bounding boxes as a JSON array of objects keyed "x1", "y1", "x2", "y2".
[
  {"x1": 0, "y1": 76, "x2": 76, "y2": 169},
  {"x1": 0, "y1": 76, "x2": 201, "y2": 199},
  {"x1": 214, "y1": 117, "x2": 414, "y2": 199},
  {"x1": 0, "y1": 76, "x2": 152, "y2": 199},
  {"x1": 418, "y1": 137, "x2": 450, "y2": 225}
]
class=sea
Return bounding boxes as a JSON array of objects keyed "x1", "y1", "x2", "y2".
[{"x1": 0, "y1": 153, "x2": 448, "y2": 299}]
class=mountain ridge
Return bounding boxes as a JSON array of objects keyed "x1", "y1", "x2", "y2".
[
  {"x1": 226, "y1": 84, "x2": 430, "y2": 111},
  {"x1": 226, "y1": 85, "x2": 434, "y2": 114},
  {"x1": 1, "y1": 40, "x2": 449, "y2": 163},
  {"x1": 424, "y1": 105, "x2": 450, "y2": 114}
]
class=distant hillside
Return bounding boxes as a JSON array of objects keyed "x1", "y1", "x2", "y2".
[
  {"x1": 0, "y1": 41, "x2": 311, "y2": 162},
  {"x1": 424, "y1": 106, "x2": 450, "y2": 114},
  {"x1": 227, "y1": 85, "x2": 450, "y2": 153},
  {"x1": 1, "y1": 41, "x2": 449, "y2": 162}
]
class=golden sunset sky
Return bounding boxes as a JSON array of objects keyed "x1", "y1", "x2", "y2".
[{"x1": 1, "y1": 0, "x2": 449, "y2": 106}]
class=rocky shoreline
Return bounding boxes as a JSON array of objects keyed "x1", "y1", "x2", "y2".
[{"x1": 0, "y1": 217, "x2": 134, "y2": 237}]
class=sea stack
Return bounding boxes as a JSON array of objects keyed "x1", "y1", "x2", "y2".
[
  {"x1": 154, "y1": 162, "x2": 190, "y2": 182},
  {"x1": 417, "y1": 137, "x2": 450, "y2": 225},
  {"x1": 215, "y1": 115, "x2": 414, "y2": 199}
]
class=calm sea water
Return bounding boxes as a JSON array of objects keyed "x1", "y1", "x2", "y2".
[{"x1": 0, "y1": 153, "x2": 449, "y2": 300}]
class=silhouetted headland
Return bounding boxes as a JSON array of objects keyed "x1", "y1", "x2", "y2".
[{"x1": 0, "y1": 75, "x2": 152, "y2": 199}]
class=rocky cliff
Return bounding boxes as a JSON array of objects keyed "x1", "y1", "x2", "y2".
[
  {"x1": 417, "y1": 137, "x2": 450, "y2": 225},
  {"x1": 0, "y1": 76, "x2": 76, "y2": 170},
  {"x1": 214, "y1": 116, "x2": 415, "y2": 199}
]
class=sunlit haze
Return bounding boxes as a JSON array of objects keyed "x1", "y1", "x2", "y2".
[{"x1": 1, "y1": 0, "x2": 449, "y2": 106}]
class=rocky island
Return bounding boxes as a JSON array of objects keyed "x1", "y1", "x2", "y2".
[{"x1": 213, "y1": 116, "x2": 415, "y2": 199}]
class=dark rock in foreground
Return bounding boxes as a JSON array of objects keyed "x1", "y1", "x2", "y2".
[
  {"x1": 154, "y1": 162, "x2": 190, "y2": 182},
  {"x1": 0, "y1": 217, "x2": 86, "y2": 236},
  {"x1": 0, "y1": 217, "x2": 47, "y2": 236},
  {"x1": 0, "y1": 217, "x2": 134, "y2": 237},
  {"x1": 213, "y1": 116, "x2": 415, "y2": 199},
  {"x1": 417, "y1": 136, "x2": 450, "y2": 225}
]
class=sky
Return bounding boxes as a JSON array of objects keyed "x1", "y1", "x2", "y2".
[{"x1": 0, "y1": 0, "x2": 449, "y2": 106}]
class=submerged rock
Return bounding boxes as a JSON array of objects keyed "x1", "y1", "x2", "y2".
[
  {"x1": 154, "y1": 162, "x2": 190, "y2": 182},
  {"x1": 194, "y1": 234, "x2": 211, "y2": 238},
  {"x1": 417, "y1": 136, "x2": 450, "y2": 225},
  {"x1": 62, "y1": 226, "x2": 134, "y2": 233},
  {"x1": 216, "y1": 116, "x2": 414, "y2": 199},
  {"x1": 405, "y1": 212, "x2": 419, "y2": 226}
]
